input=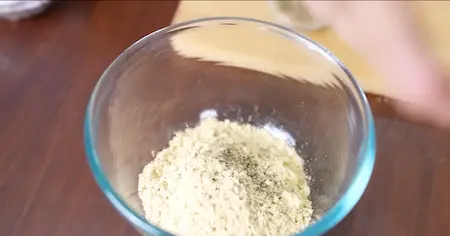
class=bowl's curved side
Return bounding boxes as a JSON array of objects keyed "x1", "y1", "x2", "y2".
[{"x1": 84, "y1": 17, "x2": 376, "y2": 236}]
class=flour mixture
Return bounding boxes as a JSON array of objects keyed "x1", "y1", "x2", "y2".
[{"x1": 138, "y1": 118, "x2": 312, "y2": 236}]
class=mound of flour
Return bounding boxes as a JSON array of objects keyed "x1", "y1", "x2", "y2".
[{"x1": 138, "y1": 118, "x2": 312, "y2": 236}]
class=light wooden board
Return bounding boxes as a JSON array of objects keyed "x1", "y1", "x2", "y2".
[{"x1": 171, "y1": 1, "x2": 450, "y2": 97}]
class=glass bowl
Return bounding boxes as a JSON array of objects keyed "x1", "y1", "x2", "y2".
[{"x1": 84, "y1": 17, "x2": 376, "y2": 236}]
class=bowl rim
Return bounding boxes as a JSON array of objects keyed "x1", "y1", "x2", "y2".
[{"x1": 84, "y1": 16, "x2": 376, "y2": 236}]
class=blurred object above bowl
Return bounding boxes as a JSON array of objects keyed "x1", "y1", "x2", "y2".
[
  {"x1": 267, "y1": 0, "x2": 328, "y2": 32},
  {"x1": 172, "y1": 1, "x2": 450, "y2": 99},
  {"x1": 0, "y1": 0, "x2": 51, "y2": 21}
]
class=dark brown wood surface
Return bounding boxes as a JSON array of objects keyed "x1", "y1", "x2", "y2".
[{"x1": 0, "y1": 2, "x2": 449, "y2": 236}]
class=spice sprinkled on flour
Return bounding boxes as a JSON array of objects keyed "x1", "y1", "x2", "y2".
[{"x1": 138, "y1": 118, "x2": 312, "y2": 236}]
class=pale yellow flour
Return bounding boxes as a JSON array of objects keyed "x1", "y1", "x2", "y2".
[{"x1": 138, "y1": 118, "x2": 312, "y2": 236}]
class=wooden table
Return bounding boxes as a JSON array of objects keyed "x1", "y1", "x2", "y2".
[{"x1": 0, "y1": 2, "x2": 449, "y2": 236}]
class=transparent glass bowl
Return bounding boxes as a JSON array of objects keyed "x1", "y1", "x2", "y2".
[{"x1": 84, "y1": 17, "x2": 376, "y2": 236}]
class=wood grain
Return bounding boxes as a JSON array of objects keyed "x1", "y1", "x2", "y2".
[
  {"x1": 0, "y1": 2, "x2": 178, "y2": 236},
  {"x1": 0, "y1": 1, "x2": 449, "y2": 236}
]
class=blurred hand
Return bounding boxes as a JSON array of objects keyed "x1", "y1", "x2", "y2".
[{"x1": 305, "y1": 1, "x2": 450, "y2": 126}]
